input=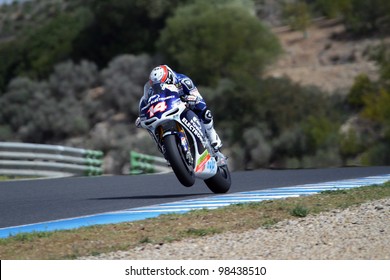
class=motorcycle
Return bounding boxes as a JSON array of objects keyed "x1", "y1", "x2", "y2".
[{"x1": 138, "y1": 83, "x2": 231, "y2": 193}]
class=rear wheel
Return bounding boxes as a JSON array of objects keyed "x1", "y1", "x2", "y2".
[
  {"x1": 164, "y1": 134, "x2": 195, "y2": 187},
  {"x1": 204, "y1": 165, "x2": 231, "y2": 193}
]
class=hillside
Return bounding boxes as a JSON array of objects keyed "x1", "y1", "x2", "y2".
[
  {"x1": 266, "y1": 19, "x2": 388, "y2": 93},
  {"x1": 1, "y1": 2, "x2": 390, "y2": 173},
  {"x1": 0, "y1": 1, "x2": 386, "y2": 95}
]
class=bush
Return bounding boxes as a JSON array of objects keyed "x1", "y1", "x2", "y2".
[
  {"x1": 290, "y1": 205, "x2": 309, "y2": 217},
  {"x1": 346, "y1": 74, "x2": 377, "y2": 110},
  {"x1": 0, "y1": 77, "x2": 50, "y2": 134},
  {"x1": 272, "y1": 125, "x2": 307, "y2": 160},
  {"x1": 100, "y1": 54, "x2": 152, "y2": 118},
  {"x1": 0, "y1": 7, "x2": 93, "y2": 91},
  {"x1": 283, "y1": 1, "x2": 311, "y2": 38},
  {"x1": 361, "y1": 143, "x2": 390, "y2": 165},
  {"x1": 242, "y1": 127, "x2": 272, "y2": 169},
  {"x1": 0, "y1": 125, "x2": 13, "y2": 141},
  {"x1": 18, "y1": 7, "x2": 93, "y2": 80},
  {"x1": 312, "y1": 0, "x2": 351, "y2": 18},
  {"x1": 339, "y1": 129, "x2": 365, "y2": 163},
  {"x1": 342, "y1": 0, "x2": 390, "y2": 35},
  {"x1": 302, "y1": 148, "x2": 342, "y2": 168},
  {"x1": 0, "y1": 72, "x2": 92, "y2": 143},
  {"x1": 72, "y1": 0, "x2": 189, "y2": 67},
  {"x1": 203, "y1": 76, "x2": 345, "y2": 169},
  {"x1": 49, "y1": 60, "x2": 99, "y2": 99},
  {"x1": 158, "y1": 0, "x2": 281, "y2": 86},
  {"x1": 303, "y1": 116, "x2": 339, "y2": 154}
]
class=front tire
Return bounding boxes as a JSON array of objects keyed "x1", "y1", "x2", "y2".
[
  {"x1": 204, "y1": 165, "x2": 231, "y2": 193},
  {"x1": 164, "y1": 134, "x2": 195, "y2": 187}
]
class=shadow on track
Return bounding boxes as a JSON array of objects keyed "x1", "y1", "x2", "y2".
[{"x1": 89, "y1": 193, "x2": 211, "y2": 201}]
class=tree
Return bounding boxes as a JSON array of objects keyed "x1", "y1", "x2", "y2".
[
  {"x1": 363, "y1": 89, "x2": 390, "y2": 131},
  {"x1": 283, "y1": 1, "x2": 311, "y2": 38},
  {"x1": 20, "y1": 7, "x2": 93, "y2": 79},
  {"x1": 348, "y1": 42, "x2": 390, "y2": 165},
  {"x1": 346, "y1": 74, "x2": 377, "y2": 110},
  {"x1": 71, "y1": 0, "x2": 190, "y2": 67},
  {"x1": 312, "y1": 0, "x2": 351, "y2": 18},
  {"x1": 157, "y1": 0, "x2": 281, "y2": 86},
  {"x1": 0, "y1": 0, "x2": 185, "y2": 91},
  {"x1": 0, "y1": 7, "x2": 93, "y2": 91},
  {"x1": 341, "y1": 0, "x2": 390, "y2": 35}
]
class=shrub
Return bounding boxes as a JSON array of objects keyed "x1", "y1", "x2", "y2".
[
  {"x1": 158, "y1": 0, "x2": 281, "y2": 86},
  {"x1": 242, "y1": 127, "x2": 272, "y2": 169},
  {"x1": 346, "y1": 74, "x2": 377, "y2": 110},
  {"x1": 49, "y1": 60, "x2": 99, "y2": 99},
  {"x1": 290, "y1": 205, "x2": 309, "y2": 217},
  {"x1": 100, "y1": 54, "x2": 152, "y2": 118}
]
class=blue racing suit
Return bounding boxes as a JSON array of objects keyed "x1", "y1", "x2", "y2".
[{"x1": 140, "y1": 72, "x2": 212, "y2": 124}]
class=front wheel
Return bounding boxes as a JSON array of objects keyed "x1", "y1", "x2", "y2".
[
  {"x1": 204, "y1": 165, "x2": 231, "y2": 193},
  {"x1": 164, "y1": 134, "x2": 195, "y2": 187}
]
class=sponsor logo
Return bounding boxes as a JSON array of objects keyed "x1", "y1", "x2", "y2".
[
  {"x1": 182, "y1": 78, "x2": 195, "y2": 90},
  {"x1": 148, "y1": 94, "x2": 175, "y2": 104},
  {"x1": 204, "y1": 110, "x2": 213, "y2": 121},
  {"x1": 195, "y1": 150, "x2": 211, "y2": 172},
  {"x1": 158, "y1": 95, "x2": 175, "y2": 101},
  {"x1": 161, "y1": 84, "x2": 179, "y2": 92},
  {"x1": 181, "y1": 117, "x2": 204, "y2": 140},
  {"x1": 191, "y1": 116, "x2": 201, "y2": 128},
  {"x1": 148, "y1": 94, "x2": 160, "y2": 104}
]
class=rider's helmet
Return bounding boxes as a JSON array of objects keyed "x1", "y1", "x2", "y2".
[{"x1": 149, "y1": 65, "x2": 176, "y2": 85}]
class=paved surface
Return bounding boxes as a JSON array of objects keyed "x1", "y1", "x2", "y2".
[{"x1": 1, "y1": 167, "x2": 390, "y2": 228}]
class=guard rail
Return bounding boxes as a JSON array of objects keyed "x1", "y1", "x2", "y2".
[
  {"x1": 129, "y1": 151, "x2": 171, "y2": 174},
  {"x1": 0, "y1": 142, "x2": 103, "y2": 178}
]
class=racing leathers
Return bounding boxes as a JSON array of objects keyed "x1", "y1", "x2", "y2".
[{"x1": 137, "y1": 72, "x2": 222, "y2": 151}]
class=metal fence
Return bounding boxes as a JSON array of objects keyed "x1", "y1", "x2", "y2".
[
  {"x1": 0, "y1": 142, "x2": 104, "y2": 178},
  {"x1": 129, "y1": 151, "x2": 171, "y2": 175}
]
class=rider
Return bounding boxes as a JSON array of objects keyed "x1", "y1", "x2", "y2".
[{"x1": 136, "y1": 64, "x2": 222, "y2": 152}]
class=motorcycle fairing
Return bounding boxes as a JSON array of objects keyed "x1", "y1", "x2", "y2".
[
  {"x1": 198, "y1": 150, "x2": 217, "y2": 178},
  {"x1": 139, "y1": 85, "x2": 217, "y2": 180},
  {"x1": 179, "y1": 110, "x2": 217, "y2": 178}
]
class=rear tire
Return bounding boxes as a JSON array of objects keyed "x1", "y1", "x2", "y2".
[
  {"x1": 164, "y1": 134, "x2": 195, "y2": 187},
  {"x1": 204, "y1": 165, "x2": 231, "y2": 193}
]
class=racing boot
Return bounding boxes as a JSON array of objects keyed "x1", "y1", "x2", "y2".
[
  {"x1": 203, "y1": 110, "x2": 222, "y2": 151},
  {"x1": 203, "y1": 119, "x2": 222, "y2": 152},
  {"x1": 203, "y1": 110, "x2": 227, "y2": 165},
  {"x1": 204, "y1": 121, "x2": 227, "y2": 166}
]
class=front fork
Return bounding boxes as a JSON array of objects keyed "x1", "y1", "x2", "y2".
[{"x1": 156, "y1": 122, "x2": 194, "y2": 167}]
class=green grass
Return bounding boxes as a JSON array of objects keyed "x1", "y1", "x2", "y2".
[
  {"x1": 0, "y1": 182, "x2": 389, "y2": 259},
  {"x1": 184, "y1": 227, "x2": 222, "y2": 237},
  {"x1": 0, "y1": 175, "x2": 38, "y2": 181},
  {"x1": 0, "y1": 176, "x2": 12, "y2": 181},
  {"x1": 290, "y1": 205, "x2": 310, "y2": 217}
]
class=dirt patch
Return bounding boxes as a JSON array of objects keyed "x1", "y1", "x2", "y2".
[{"x1": 266, "y1": 19, "x2": 388, "y2": 93}]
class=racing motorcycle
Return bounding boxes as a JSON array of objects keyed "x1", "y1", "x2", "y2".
[{"x1": 138, "y1": 83, "x2": 231, "y2": 193}]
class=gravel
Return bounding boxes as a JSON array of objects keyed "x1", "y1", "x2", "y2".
[{"x1": 81, "y1": 198, "x2": 390, "y2": 260}]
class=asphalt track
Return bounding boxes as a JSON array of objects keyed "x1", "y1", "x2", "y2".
[{"x1": 1, "y1": 166, "x2": 390, "y2": 230}]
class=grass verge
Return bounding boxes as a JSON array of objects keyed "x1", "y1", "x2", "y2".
[
  {"x1": 0, "y1": 176, "x2": 13, "y2": 181},
  {"x1": 0, "y1": 175, "x2": 37, "y2": 181},
  {"x1": 1, "y1": 182, "x2": 390, "y2": 259}
]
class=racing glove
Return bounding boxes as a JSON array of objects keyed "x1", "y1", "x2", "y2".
[{"x1": 181, "y1": 94, "x2": 200, "y2": 108}]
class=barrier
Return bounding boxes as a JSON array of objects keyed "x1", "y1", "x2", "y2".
[
  {"x1": 129, "y1": 151, "x2": 171, "y2": 174},
  {"x1": 0, "y1": 142, "x2": 103, "y2": 178}
]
